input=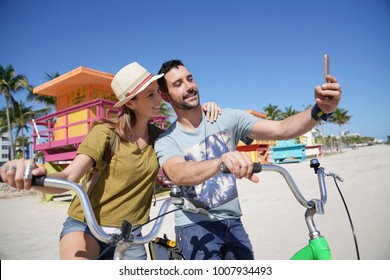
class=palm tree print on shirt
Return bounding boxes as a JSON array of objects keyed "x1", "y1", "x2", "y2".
[{"x1": 182, "y1": 129, "x2": 237, "y2": 209}]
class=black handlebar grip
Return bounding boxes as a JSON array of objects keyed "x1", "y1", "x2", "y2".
[
  {"x1": 0, "y1": 175, "x2": 46, "y2": 186},
  {"x1": 187, "y1": 198, "x2": 209, "y2": 210},
  {"x1": 253, "y1": 163, "x2": 262, "y2": 173},
  {"x1": 219, "y1": 162, "x2": 262, "y2": 173},
  {"x1": 31, "y1": 175, "x2": 46, "y2": 187}
]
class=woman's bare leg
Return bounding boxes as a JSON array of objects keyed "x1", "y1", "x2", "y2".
[{"x1": 60, "y1": 232, "x2": 100, "y2": 260}]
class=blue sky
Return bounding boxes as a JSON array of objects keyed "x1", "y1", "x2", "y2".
[{"x1": 1, "y1": 0, "x2": 389, "y2": 140}]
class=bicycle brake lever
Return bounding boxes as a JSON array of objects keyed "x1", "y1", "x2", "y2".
[
  {"x1": 155, "y1": 175, "x2": 174, "y2": 188},
  {"x1": 182, "y1": 199, "x2": 215, "y2": 220},
  {"x1": 335, "y1": 174, "x2": 344, "y2": 182},
  {"x1": 196, "y1": 208, "x2": 215, "y2": 220},
  {"x1": 324, "y1": 169, "x2": 344, "y2": 182}
]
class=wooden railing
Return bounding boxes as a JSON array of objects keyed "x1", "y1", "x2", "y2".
[{"x1": 31, "y1": 99, "x2": 167, "y2": 162}]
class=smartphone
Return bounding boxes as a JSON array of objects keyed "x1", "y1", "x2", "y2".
[{"x1": 324, "y1": 54, "x2": 329, "y2": 83}]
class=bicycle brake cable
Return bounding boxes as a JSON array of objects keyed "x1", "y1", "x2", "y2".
[
  {"x1": 332, "y1": 176, "x2": 361, "y2": 260},
  {"x1": 133, "y1": 208, "x2": 181, "y2": 232},
  {"x1": 97, "y1": 243, "x2": 116, "y2": 260}
]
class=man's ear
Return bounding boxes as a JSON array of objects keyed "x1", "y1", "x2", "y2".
[{"x1": 161, "y1": 92, "x2": 170, "y2": 103}]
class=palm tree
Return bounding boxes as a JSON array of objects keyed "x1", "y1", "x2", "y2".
[
  {"x1": 263, "y1": 104, "x2": 282, "y2": 120},
  {"x1": 0, "y1": 64, "x2": 29, "y2": 159},
  {"x1": 26, "y1": 71, "x2": 60, "y2": 113},
  {"x1": 329, "y1": 108, "x2": 351, "y2": 152},
  {"x1": 0, "y1": 99, "x2": 49, "y2": 157},
  {"x1": 303, "y1": 104, "x2": 327, "y2": 152},
  {"x1": 14, "y1": 135, "x2": 30, "y2": 159},
  {"x1": 280, "y1": 106, "x2": 298, "y2": 120},
  {"x1": 325, "y1": 112, "x2": 337, "y2": 152},
  {"x1": 160, "y1": 101, "x2": 175, "y2": 128},
  {"x1": 317, "y1": 120, "x2": 327, "y2": 152}
]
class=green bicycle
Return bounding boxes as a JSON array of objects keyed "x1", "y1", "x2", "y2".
[
  {"x1": 28, "y1": 158, "x2": 359, "y2": 260},
  {"x1": 237, "y1": 158, "x2": 360, "y2": 260}
]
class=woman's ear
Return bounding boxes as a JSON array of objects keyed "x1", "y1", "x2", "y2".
[{"x1": 125, "y1": 100, "x2": 135, "y2": 110}]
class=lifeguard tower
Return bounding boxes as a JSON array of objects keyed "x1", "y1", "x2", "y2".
[
  {"x1": 299, "y1": 129, "x2": 323, "y2": 157},
  {"x1": 271, "y1": 139, "x2": 306, "y2": 164},
  {"x1": 270, "y1": 129, "x2": 322, "y2": 164},
  {"x1": 30, "y1": 66, "x2": 166, "y2": 202},
  {"x1": 236, "y1": 110, "x2": 274, "y2": 164}
]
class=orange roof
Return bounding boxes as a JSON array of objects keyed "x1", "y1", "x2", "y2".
[{"x1": 33, "y1": 66, "x2": 114, "y2": 97}]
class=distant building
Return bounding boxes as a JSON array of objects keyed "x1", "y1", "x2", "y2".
[
  {"x1": 15, "y1": 140, "x2": 34, "y2": 160},
  {"x1": 342, "y1": 131, "x2": 360, "y2": 137},
  {"x1": 0, "y1": 133, "x2": 10, "y2": 166},
  {"x1": 0, "y1": 133, "x2": 36, "y2": 166}
]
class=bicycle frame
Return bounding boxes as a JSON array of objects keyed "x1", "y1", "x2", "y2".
[{"x1": 291, "y1": 236, "x2": 332, "y2": 260}]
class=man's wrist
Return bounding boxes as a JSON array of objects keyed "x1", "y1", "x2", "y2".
[
  {"x1": 311, "y1": 103, "x2": 333, "y2": 122},
  {"x1": 217, "y1": 159, "x2": 225, "y2": 173}
]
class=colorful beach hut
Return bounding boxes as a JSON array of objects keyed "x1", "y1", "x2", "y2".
[{"x1": 236, "y1": 110, "x2": 274, "y2": 164}]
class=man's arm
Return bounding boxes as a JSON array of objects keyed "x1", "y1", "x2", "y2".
[
  {"x1": 248, "y1": 74, "x2": 342, "y2": 140},
  {"x1": 162, "y1": 156, "x2": 221, "y2": 186},
  {"x1": 160, "y1": 75, "x2": 341, "y2": 186},
  {"x1": 162, "y1": 151, "x2": 259, "y2": 186},
  {"x1": 247, "y1": 107, "x2": 315, "y2": 140}
]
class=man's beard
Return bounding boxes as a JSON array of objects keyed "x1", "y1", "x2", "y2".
[{"x1": 170, "y1": 89, "x2": 200, "y2": 110}]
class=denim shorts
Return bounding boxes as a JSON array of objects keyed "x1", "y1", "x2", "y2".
[
  {"x1": 61, "y1": 216, "x2": 147, "y2": 260},
  {"x1": 175, "y1": 218, "x2": 254, "y2": 260}
]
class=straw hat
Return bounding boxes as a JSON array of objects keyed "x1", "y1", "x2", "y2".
[{"x1": 112, "y1": 62, "x2": 164, "y2": 107}]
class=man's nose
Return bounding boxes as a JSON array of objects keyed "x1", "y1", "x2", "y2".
[{"x1": 184, "y1": 81, "x2": 194, "y2": 92}]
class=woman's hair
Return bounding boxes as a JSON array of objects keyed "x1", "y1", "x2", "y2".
[{"x1": 92, "y1": 99, "x2": 137, "y2": 140}]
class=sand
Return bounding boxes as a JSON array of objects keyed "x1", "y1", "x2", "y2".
[{"x1": 1, "y1": 144, "x2": 389, "y2": 260}]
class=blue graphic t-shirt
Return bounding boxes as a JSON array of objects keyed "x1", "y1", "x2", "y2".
[{"x1": 154, "y1": 108, "x2": 258, "y2": 226}]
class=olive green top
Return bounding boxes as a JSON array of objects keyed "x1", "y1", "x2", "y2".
[{"x1": 67, "y1": 123, "x2": 163, "y2": 227}]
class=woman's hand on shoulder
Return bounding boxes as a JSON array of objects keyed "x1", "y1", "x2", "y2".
[{"x1": 201, "y1": 102, "x2": 222, "y2": 123}]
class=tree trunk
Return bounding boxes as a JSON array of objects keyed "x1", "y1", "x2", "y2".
[
  {"x1": 339, "y1": 125, "x2": 343, "y2": 152},
  {"x1": 5, "y1": 96, "x2": 15, "y2": 160},
  {"x1": 329, "y1": 124, "x2": 333, "y2": 152},
  {"x1": 320, "y1": 122, "x2": 326, "y2": 154}
]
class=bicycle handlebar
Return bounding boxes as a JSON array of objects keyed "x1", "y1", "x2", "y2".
[
  {"x1": 220, "y1": 160, "x2": 342, "y2": 210},
  {"x1": 30, "y1": 176, "x2": 213, "y2": 248}
]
